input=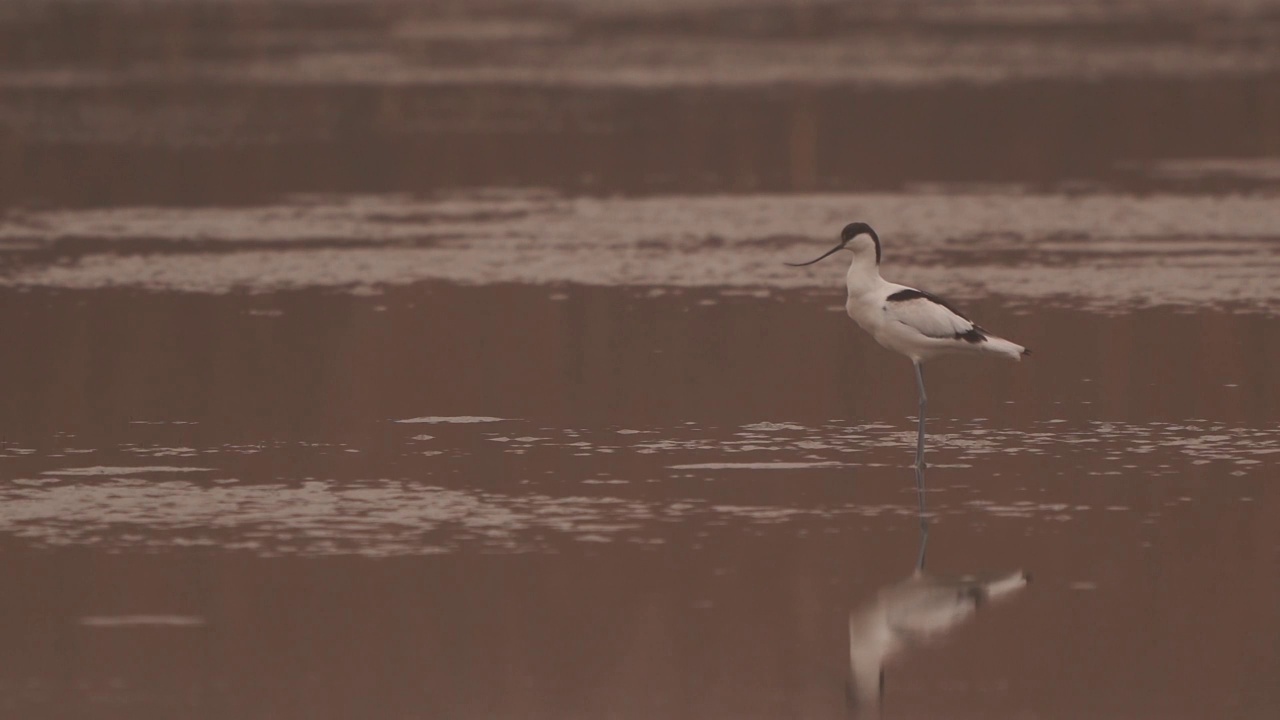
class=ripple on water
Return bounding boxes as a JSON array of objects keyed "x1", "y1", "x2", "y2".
[
  {"x1": 0, "y1": 417, "x2": 1272, "y2": 555},
  {"x1": 39, "y1": 465, "x2": 213, "y2": 476},
  {"x1": 0, "y1": 479, "x2": 882, "y2": 556},
  {"x1": 78, "y1": 615, "x2": 207, "y2": 628},
  {"x1": 394, "y1": 416, "x2": 508, "y2": 424},
  {"x1": 2, "y1": 0, "x2": 1279, "y2": 91},
  {"x1": 667, "y1": 462, "x2": 846, "y2": 470},
  {"x1": 3, "y1": 192, "x2": 1280, "y2": 313}
]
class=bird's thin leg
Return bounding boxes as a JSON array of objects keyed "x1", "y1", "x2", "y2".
[{"x1": 913, "y1": 361, "x2": 929, "y2": 571}]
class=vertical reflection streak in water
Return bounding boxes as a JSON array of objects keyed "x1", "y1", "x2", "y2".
[
  {"x1": 847, "y1": 464, "x2": 1029, "y2": 715},
  {"x1": 914, "y1": 360, "x2": 929, "y2": 573}
]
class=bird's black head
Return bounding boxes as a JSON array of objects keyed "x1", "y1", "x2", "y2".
[
  {"x1": 786, "y1": 221, "x2": 881, "y2": 267},
  {"x1": 840, "y1": 222, "x2": 881, "y2": 265}
]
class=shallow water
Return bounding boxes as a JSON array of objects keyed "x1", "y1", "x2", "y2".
[
  {"x1": 2, "y1": 2, "x2": 1279, "y2": 719},
  {"x1": 7, "y1": 192, "x2": 1280, "y2": 314}
]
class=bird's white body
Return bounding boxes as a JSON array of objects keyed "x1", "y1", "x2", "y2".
[
  {"x1": 843, "y1": 251, "x2": 1027, "y2": 364},
  {"x1": 787, "y1": 222, "x2": 1029, "y2": 499}
]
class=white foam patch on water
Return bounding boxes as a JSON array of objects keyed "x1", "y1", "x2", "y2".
[
  {"x1": 668, "y1": 461, "x2": 844, "y2": 470},
  {"x1": 742, "y1": 422, "x2": 810, "y2": 432},
  {"x1": 78, "y1": 615, "x2": 207, "y2": 628},
  {"x1": 123, "y1": 446, "x2": 200, "y2": 458},
  {"x1": 40, "y1": 465, "x2": 213, "y2": 476},
  {"x1": 0, "y1": 479, "x2": 858, "y2": 555},
  {"x1": 394, "y1": 416, "x2": 507, "y2": 424},
  {"x1": 5, "y1": 191, "x2": 1280, "y2": 313},
  {"x1": 1148, "y1": 157, "x2": 1280, "y2": 181}
]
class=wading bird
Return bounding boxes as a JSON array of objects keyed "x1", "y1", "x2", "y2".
[{"x1": 787, "y1": 223, "x2": 1028, "y2": 518}]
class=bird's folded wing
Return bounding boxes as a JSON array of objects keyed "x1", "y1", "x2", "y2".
[{"x1": 884, "y1": 294, "x2": 979, "y2": 340}]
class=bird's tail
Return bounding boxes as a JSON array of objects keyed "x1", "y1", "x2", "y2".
[{"x1": 982, "y1": 334, "x2": 1029, "y2": 361}]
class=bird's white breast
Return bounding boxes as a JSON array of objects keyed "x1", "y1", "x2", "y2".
[{"x1": 845, "y1": 289, "x2": 886, "y2": 334}]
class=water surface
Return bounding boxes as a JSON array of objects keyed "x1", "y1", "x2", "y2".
[{"x1": 1, "y1": 1, "x2": 1279, "y2": 718}]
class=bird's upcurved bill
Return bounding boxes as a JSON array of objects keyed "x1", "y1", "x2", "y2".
[{"x1": 785, "y1": 242, "x2": 847, "y2": 267}]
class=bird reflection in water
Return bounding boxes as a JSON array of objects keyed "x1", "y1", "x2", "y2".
[{"x1": 846, "y1": 505, "x2": 1029, "y2": 713}]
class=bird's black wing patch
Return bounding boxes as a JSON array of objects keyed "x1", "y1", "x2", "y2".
[
  {"x1": 885, "y1": 288, "x2": 971, "y2": 321},
  {"x1": 886, "y1": 288, "x2": 989, "y2": 342}
]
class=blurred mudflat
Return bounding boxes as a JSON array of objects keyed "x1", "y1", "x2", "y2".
[{"x1": 1, "y1": 1, "x2": 1278, "y2": 719}]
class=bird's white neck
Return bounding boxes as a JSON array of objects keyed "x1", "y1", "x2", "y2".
[{"x1": 845, "y1": 254, "x2": 883, "y2": 296}]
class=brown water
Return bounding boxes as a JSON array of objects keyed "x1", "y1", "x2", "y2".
[{"x1": 2, "y1": 1, "x2": 1280, "y2": 719}]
